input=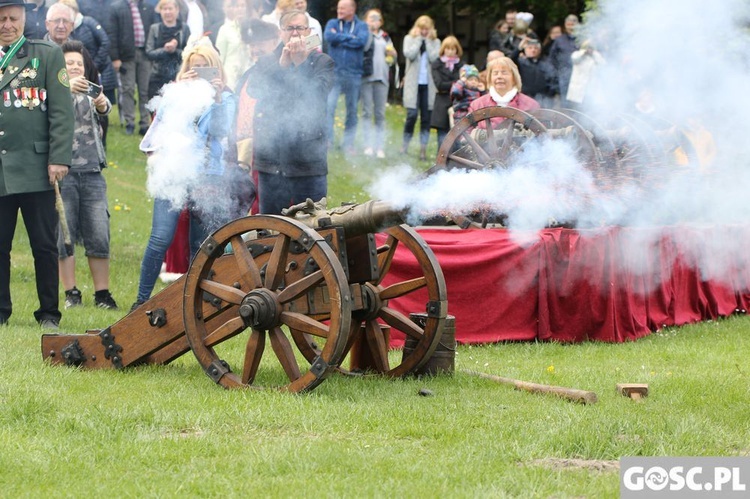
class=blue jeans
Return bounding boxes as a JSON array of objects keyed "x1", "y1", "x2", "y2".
[
  {"x1": 136, "y1": 198, "x2": 208, "y2": 302},
  {"x1": 327, "y1": 73, "x2": 361, "y2": 149},
  {"x1": 360, "y1": 80, "x2": 388, "y2": 151},
  {"x1": 258, "y1": 172, "x2": 327, "y2": 215}
]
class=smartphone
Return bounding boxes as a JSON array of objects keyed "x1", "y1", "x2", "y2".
[
  {"x1": 85, "y1": 81, "x2": 102, "y2": 98},
  {"x1": 193, "y1": 67, "x2": 219, "y2": 81},
  {"x1": 304, "y1": 33, "x2": 321, "y2": 51}
]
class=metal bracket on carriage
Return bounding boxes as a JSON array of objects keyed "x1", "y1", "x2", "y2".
[
  {"x1": 206, "y1": 359, "x2": 231, "y2": 384},
  {"x1": 61, "y1": 339, "x2": 85, "y2": 367},
  {"x1": 99, "y1": 327, "x2": 123, "y2": 369},
  {"x1": 145, "y1": 308, "x2": 168, "y2": 328}
]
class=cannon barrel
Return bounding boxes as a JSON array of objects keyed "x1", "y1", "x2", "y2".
[{"x1": 283, "y1": 199, "x2": 409, "y2": 238}]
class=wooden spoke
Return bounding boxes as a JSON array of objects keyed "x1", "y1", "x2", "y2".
[
  {"x1": 342, "y1": 319, "x2": 363, "y2": 361},
  {"x1": 279, "y1": 311, "x2": 329, "y2": 338},
  {"x1": 199, "y1": 279, "x2": 246, "y2": 305},
  {"x1": 241, "y1": 328, "x2": 265, "y2": 384},
  {"x1": 497, "y1": 119, "x2": 516, "y2": 159},
  {"x1": 484, "y1": 119, "x2": 499, "y2": 157},
  {"x1": 376, "y1": 235, "x2": 398, "y2": 285},
  {"x1": 460, "y1": 129, "x2": 492, "y2": 164},
  {"x1": 379, "y1": 276, "x2": 426, "y2": 300},
  {"x1": 364, "y1": 320, "x2": 389, "y2": 372},
  {"x1": 204, "y1": 315, "x2": 246, "y2": 347},
  {"x1": 263, "y1": 233, "x2": 290, "y2": 290},
  {"x1": 446, "y1": 153, "x2": 485, "y2": 170},
  {"x1": 379, "y1": 306, "x2": 425, "y2": 340},
  {"x1": 276, "y1": 270, "x2": 324, "y2": 304},
  {"x1": 269, "y1": 326, "x2": 301, "y2": 381},
  {"x1": 230, "y1": 235, "x2": 262, "y2": 289},
  {"x1": 289, "y1": 329, "x2": 320, "y2": 360}
]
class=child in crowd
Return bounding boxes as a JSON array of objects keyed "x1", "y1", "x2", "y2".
[
  {"x1": 58, "y1": 40, "x2": 118, "y2": 310},
  {"x1": 450, "y1": 64, "x2": 484, "y2": 124}
]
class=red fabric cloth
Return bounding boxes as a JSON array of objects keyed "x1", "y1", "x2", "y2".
[
  {"x1": 378, "y1": 226, "x2": 750, "y2": 347},
  {"x1": 164, "y1": 208, "x2": 190, "y2": 273}
]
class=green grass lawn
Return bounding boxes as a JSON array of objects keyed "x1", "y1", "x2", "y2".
[{"x1": 0, "y1": 104, "x2": 748, "y2": 497}]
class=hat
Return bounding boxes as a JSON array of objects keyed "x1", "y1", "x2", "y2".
[
  {"x1": 516, "y1": 12, "x2": 534, "y2": 25},
  {"x1": 525, "y1": 37, "x2": 541, "y2": 46},
  {"x1": 0, "y1": 0, "x2": 36, "y2": 10},
  {"x1": 462, "y1": 64, "x2": 479, "y2": 80},
  {"x1": 241, "y1": 18, "x2": 280, "y2": 45}
]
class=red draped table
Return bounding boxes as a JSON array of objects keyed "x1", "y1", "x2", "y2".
[{"x1": 379, "y1": 226, "x2": 750, "y2": 346}]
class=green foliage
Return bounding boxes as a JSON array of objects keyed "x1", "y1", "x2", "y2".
[{"x1": 1, "y1": 105, "x2": 748, "y2": 497}]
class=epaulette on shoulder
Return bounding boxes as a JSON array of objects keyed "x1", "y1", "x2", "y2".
[{"x1": 26, "y1": 39, "x2": 58, "y2": 49}]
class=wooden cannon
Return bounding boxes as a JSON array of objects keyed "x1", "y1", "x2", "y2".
[
  {"x1": 41, "y1": 200, "x2": 448, "y2": 393},
  {"x1": 427, "y1": 106, "x2": 706, "y2": 228}
]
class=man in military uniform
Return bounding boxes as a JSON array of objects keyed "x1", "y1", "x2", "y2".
[{"x1": 0, "y1": 0, "x2": 74, "y2": 329}]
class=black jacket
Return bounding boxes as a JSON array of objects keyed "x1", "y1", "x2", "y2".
[
  {"x1": 516, "y1": 55, "x2": 556, "y2": 99},
  {"x1": 78, "y1": 0, "x2": 112, "y2": 33},
  {"x1": 72, "y1": 16, "x2": 118, "y2": 91},
  {"x1": 430, "y1": 58, "x2": 462, "y2": 130},
  {"x1": 246, "y1": 45, "x2": 334, "y2": 176},
  {"x1": 108, "y1": 0, "x2": 155, "y2": 62},
  {"x1": 23, "y1": 1, "x2": 48, "y2": 40},
  {"x1": 145, "y1": 21, "x2": 190, "y2": 98}
]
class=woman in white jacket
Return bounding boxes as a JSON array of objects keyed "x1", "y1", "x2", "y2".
[
  {"x1": 400, "y1": 15, "x2": 440, "y2": 161},
  {"x1": 566, "y1": 40, "x2": 605, "y2": 106}
]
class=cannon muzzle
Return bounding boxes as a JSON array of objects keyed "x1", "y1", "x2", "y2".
[{"x1": 282, "y1": 199, "x2": 408, "y2": 237}]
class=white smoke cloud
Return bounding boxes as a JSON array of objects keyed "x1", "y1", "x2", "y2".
[
  {"x1": 142, "y1": 79, "x2": 215, "y2": 209},
  {"x1": 369, "y1": 0, "x2": 750, "y2": 289}
]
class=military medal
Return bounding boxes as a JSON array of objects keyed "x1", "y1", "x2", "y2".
[
  {"x1": 10, "y1": 77, "x2": 19, "y2": 89},
  {"x1": 13, "y1": 88, "x2": 21, "y2": 107},
  {"x1": 21, "y1": 87, "x2": 30, "y2": 108},
  {"x1": 28, "y1": 58, "x2": 39, "y2": 79},
  {"x1": 3, "y1": 90, "x2": 10, "y2": 108},
  {"x1": 31, "y1": 88, "x2": 40, "y2": 108},
  {"x1": 8, "y1": 65, "x2": 18, "y2": 75},
  {"x1": 39, "y1": 88, "x2": 47, "y2": 111}
]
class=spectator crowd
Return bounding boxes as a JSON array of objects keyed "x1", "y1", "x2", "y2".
[{"x1": 1, "y1": 0, "x2": 594, "y2": 328}]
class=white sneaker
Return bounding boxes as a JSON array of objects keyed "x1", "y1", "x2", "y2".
[{"x1": 363, "y1": 147, "x2": 374, "y2": 156}]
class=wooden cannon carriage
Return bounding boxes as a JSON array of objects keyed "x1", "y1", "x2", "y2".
[{"x1": 42, "y1": 200, "x2": 448, "y2": 393}]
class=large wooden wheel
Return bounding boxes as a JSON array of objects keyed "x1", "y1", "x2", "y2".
[
  {"x1": 183, "y1": 216, "x2": 352, "y2": 392},
  {"x1": 527, "y1": 108, "x2": 601, "y2": 171},
  {"x1": 432, "y1": 106, "x2": 548, "y2": 173},
  {"x1": 292, "y1": 225, "x2": 448, "y2": 378}
]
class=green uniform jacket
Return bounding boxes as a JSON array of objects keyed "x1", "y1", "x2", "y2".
[{"x1": 0, "y1": 38, "x2": 74, "y2": 196}]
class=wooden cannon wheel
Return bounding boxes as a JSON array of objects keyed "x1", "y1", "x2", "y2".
[
  {"x1": 558, "y1": 108, "x2": 619, "y2": 172},
  {"x1": 182, "y1": 215, "x2": 352, "y2": 392},
  {"x1": 292, "y1": 225, "x2": 448, "y2": 378},
  {"x1": 527, "y1": 108, "x2": 601, "y2": 172},
  {"x1": 430, "y1": 106, "x2": 548, "y2": 173}
]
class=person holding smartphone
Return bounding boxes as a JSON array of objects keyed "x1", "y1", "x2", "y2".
[
  {"x1": 243, "y1": 9, "x2": 334, "y2": 215},
  {"x1": 132, "y1": 41, "x2": 252, "y2": 311},
  {"x1": 57, "y1": 40, "x2": 119, "y2": 310}
]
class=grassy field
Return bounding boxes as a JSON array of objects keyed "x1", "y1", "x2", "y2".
[{"x1": 0, "y1": 103, "x2": 748, "y2": 497}]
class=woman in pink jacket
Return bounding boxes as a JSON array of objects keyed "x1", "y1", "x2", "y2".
[{"x1": 468, "y1": 56, "x2": 539, "y2": 128}]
